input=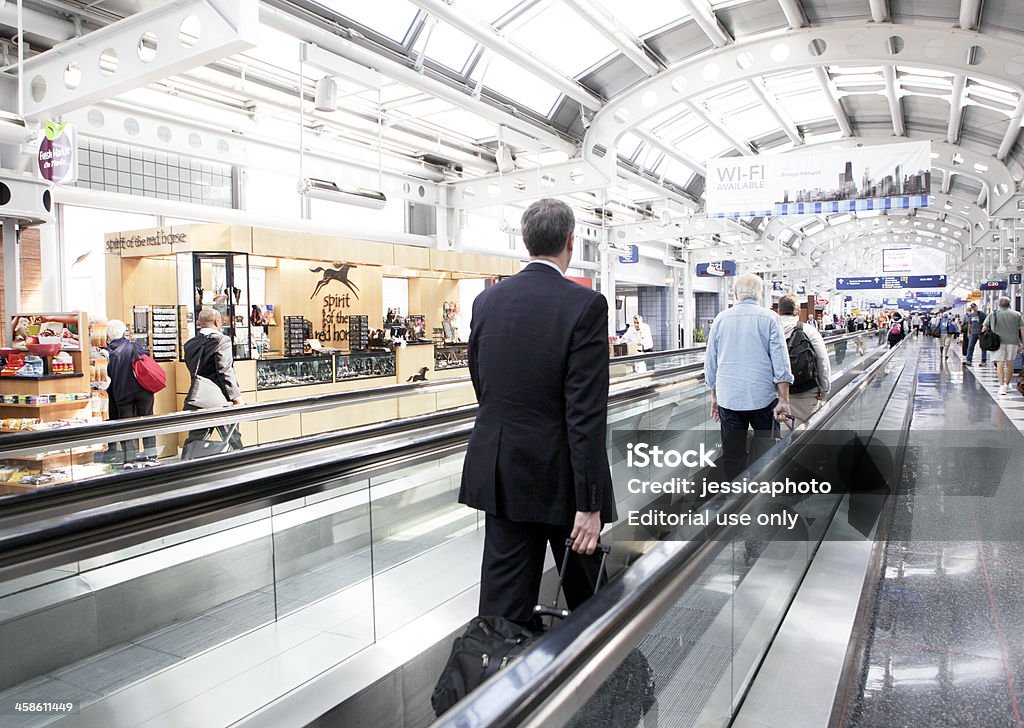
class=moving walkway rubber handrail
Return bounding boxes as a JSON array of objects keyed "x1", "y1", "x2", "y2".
[
  {"x1": 0, "y1": 359, "x2": 713, "y2": 580},
  {"x1": 0, "y1": 333, "x2": 876, "y2": 459},
  {"x1": 431, "y1": 337, "x2": 909, "y2": 728},
  {"x1": 0, "y1": 344, "x2": 708, "y2": 459},
  {"x1": 0, "y1": 330, "x2": 884, "y2": 580}
]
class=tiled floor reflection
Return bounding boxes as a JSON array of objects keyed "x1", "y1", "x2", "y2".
[{"x1": 840, "y1": 338, "x2": 1024, "y2": 728}]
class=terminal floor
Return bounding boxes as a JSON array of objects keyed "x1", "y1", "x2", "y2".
[{"x1": 838, "y1": 338, "x2": 1024, "y2": 728}]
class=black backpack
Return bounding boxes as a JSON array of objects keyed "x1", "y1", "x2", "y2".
[{"x1": 788, "y1": 324, "x2": 818, "y2": 394}]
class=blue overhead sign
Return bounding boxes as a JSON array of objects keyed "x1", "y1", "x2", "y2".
[
  {"x1": 772, "y1": 281, "x2": 784, "y2": 291},
  {"x1": 979, "y1": 280, "x2": 1008, "y2": 290},
  {"x1": 696, "y1": 260, "x2": 737, "y2": 277},
  {"x1": 617, "y1": 245, "x2": 639, "y2": 264},
  {"x1": 1010, "y1": 273, "x2": 1022, "y2": 285},
  {"x1": 897, "y1": 298, "x2": 935, "y2": 311},
  {"x1": 835, "y1": 275, "x2": 947, "y2": 290},
  {"x1": 913, "y1": 291, "x2": 942, "y2": 299}
]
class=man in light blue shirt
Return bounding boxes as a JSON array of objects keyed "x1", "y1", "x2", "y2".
[{"x1": 704, "y1": 273, "x2": 794, "y2": 480}]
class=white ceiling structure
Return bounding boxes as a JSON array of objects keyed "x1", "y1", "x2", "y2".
[{"x1": 7, "y1": 0, "x2": 1024, "y2": 292}]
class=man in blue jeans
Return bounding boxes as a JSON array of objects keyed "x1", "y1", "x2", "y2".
[
  {"x1": 964, "y1": 303, "x2": 988, "y2": 366},
  {"x1": 704, "y1": 273, "x2": 794, "y2": 481}
]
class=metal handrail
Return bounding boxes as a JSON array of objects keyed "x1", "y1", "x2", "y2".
[
  {"x1": 0, "y1": 333, "x2": 878, "y2": 459},
  {"x1": 0, "y1": 324, "x2": 886, "y2": 581},
  {"x1": 432, "y1": 336, "x2": 909, "y2": 728},
  {"x1": 0, "y1": 358, "x2": 715, "y2": 579}
]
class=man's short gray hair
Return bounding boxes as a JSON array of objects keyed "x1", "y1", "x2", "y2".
[
  {"x1": 107, "y1": 319, "x2": 127, "y2": 340},
  {"x1": 733, "y1": 273, "x2": 763, "y2": 302},
  {"x1": 999, "y1": 296, "x2": 1011, "y2": 309},
  {"x1": 521, "y1": 198, "x2": 574, "y2": 257}
]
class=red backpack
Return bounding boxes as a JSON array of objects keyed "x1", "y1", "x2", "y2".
[{"x1": 132, "y1": 344, "x2": 167, "y2": 393}]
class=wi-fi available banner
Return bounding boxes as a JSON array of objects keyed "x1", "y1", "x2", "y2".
[{"x1": 706, "y1": 141, "x2": 931, "y2": 218}]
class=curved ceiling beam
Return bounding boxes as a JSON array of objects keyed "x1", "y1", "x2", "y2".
[{"x1": 584, "y1": 23, "x2": 1024, "y2": 187}]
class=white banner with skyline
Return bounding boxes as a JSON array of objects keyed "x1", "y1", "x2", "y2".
[{"x1": 706, "y1": 141, "x2": 931, "y2": 218}]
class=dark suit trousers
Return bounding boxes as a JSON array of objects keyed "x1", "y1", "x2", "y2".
[{"x1": 479, "y1": 513, "x2": 606, "y2": 627}]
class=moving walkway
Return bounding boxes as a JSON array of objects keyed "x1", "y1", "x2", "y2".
[{"x1": 0, "y1": 330, "x2": 886, "y2": 728}]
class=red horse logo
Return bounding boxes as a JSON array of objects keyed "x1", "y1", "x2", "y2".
[{"x1": 310, "y1": 263, "x2": 360, "y2": 299}]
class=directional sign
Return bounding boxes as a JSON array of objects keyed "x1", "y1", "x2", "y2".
[
  {"x1": 617, "y1": 245, "x2": 639, "y2": 264},
  {"x1": 913, "y1": 291, "x2": 942, "y2": 299},
  {"x1": 772, "y1": 281, "x2": 784, "y2": 291},
  {"x1": 836, "y1": 275, "x2": 946, "y2": 290},
  {"x1": 979, "y1": 280, "x2": 1008, "y2": 290},
  {"x1": 696, "y1": 260, "x2": 737, "y2": 277},
  {"x1": 1010, "y1": 273, "x2": 1022, "y2": 285}
]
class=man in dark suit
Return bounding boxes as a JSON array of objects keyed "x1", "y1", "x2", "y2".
[
  {"x1": 460, "y1": 198, "x2": 616, "y2": 626},
  {"x1": 182, "y1": 308, "x2": 243, "y2": 450}
]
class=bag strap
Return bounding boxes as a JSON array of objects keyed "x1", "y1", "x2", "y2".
[{"x1": 190, "y1": 333, "x2": 214, "y2": 378}]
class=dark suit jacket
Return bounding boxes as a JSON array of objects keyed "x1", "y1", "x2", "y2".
[
  {"x1": 183, "y1": 331, "x2": 241, "y2": 401},
  {"x1": 459, "y1": 262, "x2": 616, "y2": 527}
]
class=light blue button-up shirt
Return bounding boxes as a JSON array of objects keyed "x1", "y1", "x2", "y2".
[{"x1": 704, "y1": 299, "x2": 794, "y2": 411}]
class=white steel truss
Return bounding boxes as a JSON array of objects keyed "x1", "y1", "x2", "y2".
[{"x1": 17, "y1": 0, "x2": 258, "y2": 121}]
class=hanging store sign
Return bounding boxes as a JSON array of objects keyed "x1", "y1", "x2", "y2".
[
  {"x1": 617, "y1": 245, "x2": 639, "y2": 264},
  {"x1": 835, "y1": 275, "x2": 946, "y2": 290},
  {"x1": 1010, "y1": 273, "x2": 1023, "y2": 285},
  {"x1": 696, "y1": 260, "x2": 736, "y2": 277},
  {"x1": 968, "y1": 290, "x2": 983, "y2": 301},
  {"x1": 882, "y1": 248, "x2": 913, "y2": 273},
  {"x1": 979, "y1": 280, "x2": 1008, "y2": 290},
  {"x1": 772, "y1": 281, "x2": 784, "y2": 292},
  {"x1": 37, "y1": 121, "x2": 76, "y2": 184},
  {"x1": 706, "y1": 141, "x2": 931, "y2": 218}
]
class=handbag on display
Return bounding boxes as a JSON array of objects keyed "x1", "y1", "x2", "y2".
[
  {"x1": 184, "y1": 335, "x2": 230, "y2": 409},
  {"x1": 131, "y1": 344, "x2": 167, "y2": 393},
  {"x1": 180, "y1": 425, "x2": 238, "y2": 461}
]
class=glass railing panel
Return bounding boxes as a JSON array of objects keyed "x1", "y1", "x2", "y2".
[
  {"x1": 366, "y1": 451, "x2": 481, "y2": 638},
  {"x1": 0, "y1": 506, "x2": 280, "y2": 722}
]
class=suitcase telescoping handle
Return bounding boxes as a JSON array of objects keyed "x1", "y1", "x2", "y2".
[{"x1": 533, "y1": 539, "x2": 611, "y2": 621}]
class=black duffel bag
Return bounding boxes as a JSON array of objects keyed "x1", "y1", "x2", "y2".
[
  {"x1": 980, "y1": 312, "x2": 1002, "y2": 352},
  {"x1": 431, "y1": 615, "x2": 538, "y2": 716}
]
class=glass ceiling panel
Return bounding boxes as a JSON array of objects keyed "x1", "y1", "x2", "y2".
[
  {"x1": 471, "y1": 52, "x2": 563, "y2": 113},
  {"x1": 674, "y1": 127, "x2": 733, "y2": 163},
  {"x1": 510, "y1": 4, "x2": 620, "y2": 76},
  {"x1": 319, "y1": 0, "x2": 419, "y2": 41},
  {"x1": 411, "y1": 19, "x2": 478, "y2": 72},
  {"x1": 594, "y1": 0, "x2": 689, "y2": 37},
  {"x1": 462, "y1": 0, "x2": 531, "y2": 25}
]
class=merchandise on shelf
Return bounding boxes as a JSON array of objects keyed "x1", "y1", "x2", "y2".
[
  {"x1": 150, "y1": 305, "x2": 178, "y2": 361},
  {"x1": 256, "y1": 355, "x2": 334, "y2": 389},
  {"x1": 51, "y1": 352, "x2": 74, "y2": 374},
  {"x1": 336, "y1": 351, "x2": 396, "y2": 380},
  {"x1": 1, "y1": 354, "x2": 44, "y2": 377}
]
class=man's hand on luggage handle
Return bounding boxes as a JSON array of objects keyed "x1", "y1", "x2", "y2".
[{"x1": 571, "y1": 511, "x2": 601, "y2": 555}]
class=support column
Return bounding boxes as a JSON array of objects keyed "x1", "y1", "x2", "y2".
[
  {"x1": 38, "y1": 219, "x2": 63, "y2": 310},
  {"x1": 680, "y1": 256, "x2": 693, "y2": 348},
  {"x1": 600, "y1": 247, "x2": 616, "y2": 336},
  {"x1": 3, "y1": 219, "x2": 19, "y2": 339},
  {"x1": 669, "y1": 266, "x2": 682, "y2": 350}
]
